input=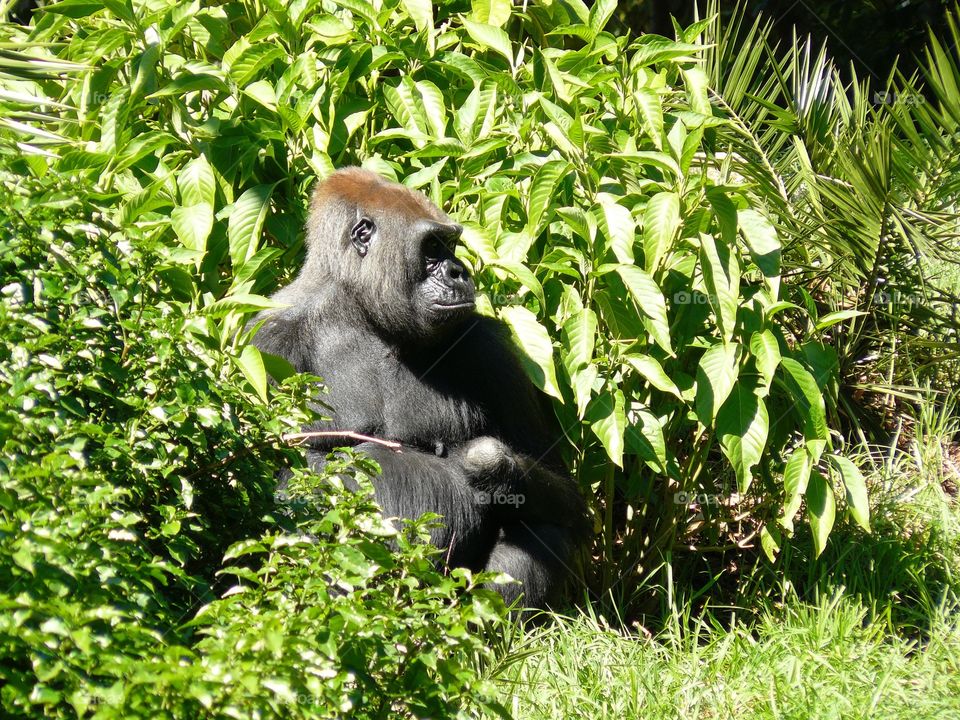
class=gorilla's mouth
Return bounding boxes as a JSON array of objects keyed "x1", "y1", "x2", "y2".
[{"x1": 434, "y1": 300, "x2": 475, "y2": 309}]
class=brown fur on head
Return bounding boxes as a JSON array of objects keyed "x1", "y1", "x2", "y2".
[{"x1": 299, "y1": 167, "x2": 472, "y2": 341}]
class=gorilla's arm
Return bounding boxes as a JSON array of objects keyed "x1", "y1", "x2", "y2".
[
  {"x1": 308, "y1": 442, "x2": 497, "y2": 568},
  {"x1": 453, "y1": 437, "x2": 590, "y2": 537}
]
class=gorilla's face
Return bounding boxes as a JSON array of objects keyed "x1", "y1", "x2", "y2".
[
  {"x1": 303, "y1": 169, "x2": 477, "y2": 343},
  {"x1": 341, "y1": 184, "x2": 475, "y2": 341},
  {"x1": 413, "y1": 219, "x2": 474, "y2": 322},
  {"x1": 351, "y1": 213, "x2": 474, "y2": 333}
]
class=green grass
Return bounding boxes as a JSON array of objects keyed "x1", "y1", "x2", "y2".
[
  {"x1": 492, "y1": 599, "x2": 960, "y2": 720},
  {"x1": 490, "y1": 407, "x2": 960, "y2": 720}
]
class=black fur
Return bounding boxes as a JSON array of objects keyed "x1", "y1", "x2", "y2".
[{"x1": 253, "y1": 168, "x2": 589, "y2": 609}]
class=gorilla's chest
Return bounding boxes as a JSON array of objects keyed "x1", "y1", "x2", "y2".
[{"x1": 319, "y1": 328, "x2": 490, "y2": 449}]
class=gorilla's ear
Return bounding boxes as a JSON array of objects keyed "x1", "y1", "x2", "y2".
[{"x1": 350, "y1": 217, "x2": 376, "y2": 258}]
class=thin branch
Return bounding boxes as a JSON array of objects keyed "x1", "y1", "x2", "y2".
[{"x1": 281, "y1": 430, "x2": 404, "y2": 452}]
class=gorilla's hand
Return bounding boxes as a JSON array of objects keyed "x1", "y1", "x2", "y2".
[{"x1": 455, "y1": 436, "x2": 519, "y2": 489}]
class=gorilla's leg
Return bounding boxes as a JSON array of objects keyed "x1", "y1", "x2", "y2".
[{"x1": 483, "y1": 523, "x2": 581, "y2": 611}]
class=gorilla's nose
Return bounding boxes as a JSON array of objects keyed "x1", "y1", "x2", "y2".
[{"x1": 441, "y1": 258, "x2": 468, "y2": 282}]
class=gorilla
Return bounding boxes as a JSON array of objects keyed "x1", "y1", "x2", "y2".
[{"x1": 252, "y1": 168, "x2": 589, "y2": 610}]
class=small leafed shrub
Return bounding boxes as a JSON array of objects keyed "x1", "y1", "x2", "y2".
[{"x1": 0, "y1": 186, "x2": 507, "y2": 717}]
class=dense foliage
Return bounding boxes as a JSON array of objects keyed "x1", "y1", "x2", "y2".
[
  {"x1": 3, "y1": 0, "x2": 960, "y2": 716},
  {"x1": 0, "y1": 182, "x2": 508, "y2": 717}
]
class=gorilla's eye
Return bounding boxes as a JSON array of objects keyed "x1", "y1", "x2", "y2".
[
  {"x1": 351, "y1": 217, "x2": 376, "y2": 257},
  {"x1": 424, "y1": 235, "x2": 447, "y2": 273}
]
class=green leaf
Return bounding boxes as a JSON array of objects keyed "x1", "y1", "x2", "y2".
[
  {"x1": 203, "y1": 294, "x2": 285, "y2": 317},
  {"x1": 487, "y1": 260, "x2": 545, "y2": 308},
  {"x1": 626, "y1": 406, "x2": 667, "y2": 471},
  {"x1": 229, "y1": 184, "x2": 275, "y2": 270},
  {"x1": 642, "y1": 191, "x2": 680, "y2": 272},
  {"x1": 828, "y1": 454, "x2": 871, "y2": 532},
  {"x1": 614, "y1": 265, "x2": 672, "y2": 354},
  {"x1": 750, "y1": 330, "x2": 781, "y2": 395},
  {"x1": 562, "y1": 308, "x2": 598, "y2": 370},
  {"x1": 779, "y1": 358, "x2": 829, "y2": 443},
  {"x1": 527, "y1": 160, "x2": 570, "y2": 234},
  {"x1": 717, "y1": 385, "x2": 769, "y2": 492},
  {"x1": 738, "y1": 208, "x2": 781, "y2": 279},
  {"x1": 695, "y1": 342, "x2": 740, "y2": 426},
  {"x1": 416, "y1": 80, "x2": 447, "y2": 138},
  {"x1": 499, "y1": 305, "x2": 562, "y2": 400},
  {"x1": 236, "y1": 345, "x2": 268, "y2": 403},
  {"x1": 806, "y1": 470, "x2": 836, "y2": 557},
  {"x1": 589, "y1": 0, "x2": 617, "y2": 33},
  {"x1": 171, "y1": 204, "x2": 213, "y2": 254},
  {"x1": 633, "y1": 88, "x2": 664, "y2": 148},
  {"x1": 681, "y1": 66, "x2": 712, "y2": 116},
  {"x1": 597, "y1": 196, "x2": 635, "y2": 264},
  {"x1": 178, "y1": 155, "x2": 215, "y2": 208},
  {"x1": 781, "y1": 448, "x2": 812, "y2": 531},
  {"x1": 815, "y1": 310, "x2": 866, "y2": 331},
  {"x1": 760, "y1": 524, "x2": 781, "y2": 561},
  {"x1": 149, "y1": 73, "x2": 227, "y2": 98},
  {"x1": 226, "y1": 45, "x2": 285, "y2": 87},
  {"x1": 587, "y1": 390, "x2": 626, "y2": 467},
  {"x1": 623, "y1": 354, "x2": 681, "y2": 398},
  {"x1": 568, "y1": 363, "x2": 598, "y2": 419},
  {"x1": 699, "y1": 232, "x2": 740, "y2": 343},
  {"x1": 632, "y1": 37, "x2": 701, "y2": 67},
  {"x1": 401, "y1": 0, "x2": 434, "y2": 33},
  {"x1": 243, "y1": 79, "x2": 277, "y2": 110},
  {"x1": 461, "y1": 17, "x2": 514, "y2": 65},
  {"x1": 470, "y1": 0, "x2": 511, "y2": 27}
]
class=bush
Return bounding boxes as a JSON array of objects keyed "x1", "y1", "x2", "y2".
[{"x1": 0, "y1": 178, "x2": 507, "y2": 717}]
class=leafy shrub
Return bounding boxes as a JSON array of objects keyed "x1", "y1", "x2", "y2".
[{"x1": 0, "y1": 175, "x2": 507, "y2": 717}]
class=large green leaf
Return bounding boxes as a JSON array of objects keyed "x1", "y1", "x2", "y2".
[
  {"x1": 623, "y1": 354, "x2": 681, "y2": 398},
  {"x1": 236, "y1": 344, "x2": 268, "y2": 403},
  {"x1": 499, "y1": 305, "x2": 562, "y2": 400},
  {"x1": 806, "y1": 470, "x2": 836, "y2": 557},
  {"x1": 587, "y1": 389, "x2": 626, "y2": 467},
  {"x1": 699, "y1": 232, "x2": 740, "y2": 343},
  {"x1": 177, "y1": 155, "x2": 216, "y2": 208},
  {"x1": 779, "y1": 357, "x2": 829, "y2": 445},
  {"x1": 749, "y1": 330, "x2": 781, "y2": 396},
  {"x1": 828, "y1": 454, "x2": 871, "y2": 532},
  {"x1": 717, "y1": 384, "x2": 769, "y2": 492},
  {"x1": 781, "y1": 447, "x2": 812, "y2": 533},
  {"x1": 527, "y1": 160, "x2": 570, "y2": 234},
  {"x1": 562, "y1": 308, "x2": 597, "y2": 370},
  {"x1": 461, "y1": 17, "x2": 514, "y2": 65},
  {"x1": 171, "y1": 204, "x2": 213, "y2": 254},
  {"x1": 598, "y1": 196, "x2": 636, "y2": 264},
  {"x1": 738, "y1": 208, "x2": 781, "y2": 280},
  {"x1": 401, "y1": 0, "x2": 434, "y2": 33},
  {"x1": 614, "y1": 265, "x2": 672, "y2": 354},
  {"x1": 229, "y1": 184, "x2": 275, "y2": 271},
  {"x1": 695, "y1": 342, "x2": 740, "y2": 426},
  {"x1": 642, "y1": 191, "x2": 680, "y2": 272}
]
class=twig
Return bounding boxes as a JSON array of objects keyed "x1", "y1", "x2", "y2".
[{"x1": 281, "y1": 430, "x2": 403, "y2": 452}]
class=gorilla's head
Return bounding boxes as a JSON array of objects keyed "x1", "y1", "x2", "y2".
[{"x1": 303, "y1": 168, "x2": 475, "y2": 342}]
